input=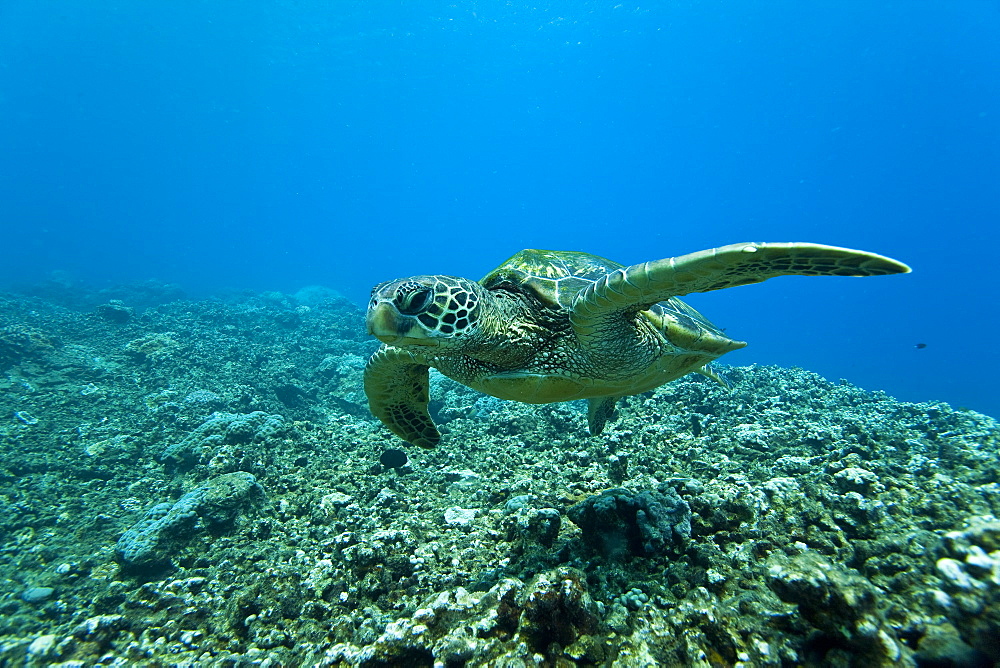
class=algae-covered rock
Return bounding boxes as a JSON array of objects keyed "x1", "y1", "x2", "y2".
[
  {"x1": 116, "y1": 472, "x2": 264, "y2": 569},
  {"x1": 505, "y1": 507, "x2": 562, "y2": 550},
  {"x1": 567, "y1": 483, "x2": 691, "y2": 559},
  {"x1": 767, "y1": 550, "x2": 902, "y2": 665},
  {"x1": 0, "y1": 324, "x2": 56, "y2": 369},
  {"x1": 159, "y1": 411, "x2": 289, "y2": 471},
  {"x1": 115, "y1": 501, "x2": 180, "y2": 568},
  {"x1": 94, "y1": 300, "x2": 134, "y2": 324},
  {"x1": 123, "y1": 332, "x2": 178, "y2": 360},
  {"x1": 517, "y1": 567, "x2": 603, "y2": 654},
  {"x1": 932, "y1": 517, "x2": 1000, "y2": 662},
  {"x1": 316, "y1": 568, "x2": 605, "y2": 666},
  {"x1": 198, "y1": 470, "x2": 267, "y2": 526}
]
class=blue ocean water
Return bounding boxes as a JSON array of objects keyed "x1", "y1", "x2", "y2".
[{"x1": 1, "y1": 1, "x2": 997, "y2": 416}]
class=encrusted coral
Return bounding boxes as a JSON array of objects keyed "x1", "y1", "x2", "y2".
[
  {"x1": 318, "y1": 568, "x2": 605, "y2": 665},
  {"x1": 766, "y1": 550, "x2": 902, "y2": 665},
  {"x1": 0, "y1": 324, "x2": 55, "y2": 368},
  {"x1": 159, "y1": 411, "x2": 289, "y2": 471},
  {"x1": 116, "y1": 472, "x2": 264, "y2": 569},
  {"x1": 123, "y1": 333, "x2": 178, "y2": 360},
  {"x1": 567, "y1": 483, "x2": 692, "y2": 559},
  {"x1": 94, "y1": 301, "x2": 134, "y2": 324}
]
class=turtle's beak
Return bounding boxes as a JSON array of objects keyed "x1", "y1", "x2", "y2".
[
  {"x1": 367, "y1": 302, "x2": 402, "y2": 342},
  {"x1": 367, "y1": 301, "x2": 435, "y2": 346}
]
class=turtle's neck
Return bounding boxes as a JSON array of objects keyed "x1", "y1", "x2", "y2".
[{"x1": 457, "y1": 287, "x2": 558, "y2": 369}]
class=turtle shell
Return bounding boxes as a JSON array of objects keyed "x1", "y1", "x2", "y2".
[
  {"x1": 481, "y1": 248, "x2": 729, "y2": 340},
  {"x1": 480, "y1": 249, "x2": 622, "y2": 310}
]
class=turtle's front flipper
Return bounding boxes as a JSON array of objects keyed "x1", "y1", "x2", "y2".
[
  {"x1": 571, "y1": 242, "x2": 910, "y2": 329},
  {"x1": 364, "y1": 345, "x2": 440, "y2": 448}
]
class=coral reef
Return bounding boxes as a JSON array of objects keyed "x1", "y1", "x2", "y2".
[
  {"x1": 0, "y1": 287, "x2": 998, "y2": 666},
  {"x1": 567, "y1": 484, "x2": 691, "y2": 559},
  {"x1": 159, "y1": 411, "x2": 290, "y2": 472}
]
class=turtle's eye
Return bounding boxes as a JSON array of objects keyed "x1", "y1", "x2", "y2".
[{"x1": 396, "y1": 286, "x2": 433, "y2": 315}]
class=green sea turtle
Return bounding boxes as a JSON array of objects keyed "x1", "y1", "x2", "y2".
[{"x1": 364, "y1": 242, "x2": 909, "y2": 448}]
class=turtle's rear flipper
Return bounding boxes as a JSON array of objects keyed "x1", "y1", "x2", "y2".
[
  {"x1": 364, "y1": 346, "x2": 440, "y2": 449},
  {"x1": 587, "y1": 396, "x2": 620, "y2": 436},
  {"x1": 571, "y1": 242, "x2": 910, "y2": 331}
]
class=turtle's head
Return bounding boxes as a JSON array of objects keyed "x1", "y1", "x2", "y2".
[{"x1": 367, "y1": 275, "x2": 483, "y2": 350}]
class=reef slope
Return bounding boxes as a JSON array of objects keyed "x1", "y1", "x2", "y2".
[{"x1": 0, "y1": 288, "x2": 998, "y2": 667}]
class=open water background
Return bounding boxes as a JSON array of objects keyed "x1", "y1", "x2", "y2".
[{"x1": 1, "y1": 1, "x2": 997, "y2": 416}]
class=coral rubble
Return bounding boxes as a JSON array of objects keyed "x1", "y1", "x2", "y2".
[{"x1": 0, "y1": 287, "x2": 998, "y2": 666}]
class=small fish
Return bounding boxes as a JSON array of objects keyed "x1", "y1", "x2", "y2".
[
  {"x1": 379, "y1": 448, "x2": 408, "y2": 469},
  {"x1": 915, "y1": 343, "x2": 927, "y2": 349}
]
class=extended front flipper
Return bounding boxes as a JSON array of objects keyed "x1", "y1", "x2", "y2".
[
  {"x1": 570, "y1": 242, "x2": 911, "y2": 344},
  {"x1": 363, "y1": 345, "x2": 440, "y2": 448}
]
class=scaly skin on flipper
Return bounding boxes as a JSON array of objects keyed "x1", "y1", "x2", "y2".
[
  {"x1": 570, "y1": 242, "x2": 911, "y2": 347},
  {"x1": 363, "y1": 346, "x2": 440, "y2": 448}
]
